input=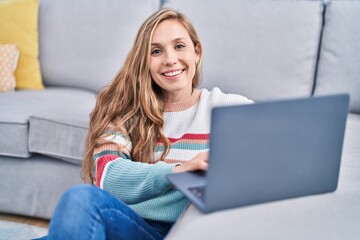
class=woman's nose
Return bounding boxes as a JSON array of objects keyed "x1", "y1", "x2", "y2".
[{"x1": 164, "y1": 50, "x2": 177, "y2": 66}]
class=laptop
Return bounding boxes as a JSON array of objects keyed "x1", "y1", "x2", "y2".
[{"x1": 167, "y1": 94, "x2": 350, "y2": 213}]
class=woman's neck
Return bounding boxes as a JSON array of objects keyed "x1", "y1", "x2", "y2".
[{"x1": 163, "y1": 89, "x2": 201, "y2": 112}]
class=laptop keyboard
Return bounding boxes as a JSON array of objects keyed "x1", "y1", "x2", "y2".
[{"x1": 188, "y1": 186, "x2": 206, "y2": 202}]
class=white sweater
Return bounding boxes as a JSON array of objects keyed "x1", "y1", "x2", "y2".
[{"x1": 93, "y1": 88, "x2": 253, "y2": 223}]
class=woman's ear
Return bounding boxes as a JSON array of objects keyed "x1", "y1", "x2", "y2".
[{"x1": 195, "y1": 43, "x2": 201, "y2": 63}]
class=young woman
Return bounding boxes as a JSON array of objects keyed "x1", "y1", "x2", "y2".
[{"x1": 42, "y1": 8, "x2": 252, "y2": 240}]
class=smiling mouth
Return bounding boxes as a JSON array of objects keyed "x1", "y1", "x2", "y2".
[{"x1": 162, "y1": 69, "x2": 184, "y2": 77}]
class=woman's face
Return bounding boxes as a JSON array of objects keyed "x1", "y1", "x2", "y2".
[{"x1": 149, "y1": 19, "x2": 200, "y2": 103}]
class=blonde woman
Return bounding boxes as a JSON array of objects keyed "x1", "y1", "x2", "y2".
[{"x1": 42, "y1": 9, "x2": 252, "y2": 240}]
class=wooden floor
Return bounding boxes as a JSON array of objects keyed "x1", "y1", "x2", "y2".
[{"x1": 0, "y1": 213, "x2": 49, "y2": 228}]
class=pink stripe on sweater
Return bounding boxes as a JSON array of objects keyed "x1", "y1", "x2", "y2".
[
  {"x1": 96, "y1": 154, "x2": 119, "y2": 187},
  {"x1": 159, "y1": 133, "x2": 210, "y2": 144}
]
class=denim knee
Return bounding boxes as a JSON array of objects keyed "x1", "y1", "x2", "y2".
[{"x1": 57, "y1": 184, "x2": 101, "y2": 212}]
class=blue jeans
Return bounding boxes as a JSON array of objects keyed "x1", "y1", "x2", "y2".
[{"x1": 35, "y1": 185, "x2": 172, "y2": 240}]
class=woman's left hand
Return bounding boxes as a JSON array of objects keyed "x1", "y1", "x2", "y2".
[{"x1": 173, "y1": 152, "x2": 209, "y2": 173}]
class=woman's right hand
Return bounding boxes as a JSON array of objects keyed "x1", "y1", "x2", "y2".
[{"x1": 173, "y1": 152, "x2": 209, "y2": 173}]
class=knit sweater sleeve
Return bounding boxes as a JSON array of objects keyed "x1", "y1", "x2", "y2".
[{"x1": 93, "y1": 131, "x2": 177, "y2": 204}]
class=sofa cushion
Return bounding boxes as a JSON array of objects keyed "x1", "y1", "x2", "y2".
[
  {"x1": 163, "y1": 0, "x2": 324, "y2": 101},
  {"x1": 39, "y1": 0, "x2": 159, "y2": 92},
  {"x1": 314, "y1": 0, "x2": 360, "y2": 113},
  {"x1": 0, "y1": 154, "x2": 83, "y2": 219},
  {"x1": 0, "y1": 0, "x2": 44, "y2": 90},
  {"x1": 0, "y1": 87, "x2": 95, "y2": 158},
  {"x1": 29, "y1": 100, "x2": 95, "y2": 165}
]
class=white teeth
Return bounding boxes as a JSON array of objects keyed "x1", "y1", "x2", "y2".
[{"x1": 163, "y1": 70, "x2": 183, "y2": 77}]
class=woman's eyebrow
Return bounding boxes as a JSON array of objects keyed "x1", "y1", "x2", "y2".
[
  {"x1": 151, "y1": 42, "x2": 161, "y2": 47},
  {"x1": 151, "y1": 38, "x2": 187, "y2": 47},
  {"x1": 172, "y1": 37, "x2": 186, "y2": 42}
]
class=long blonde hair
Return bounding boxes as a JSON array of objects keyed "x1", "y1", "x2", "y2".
[{"x1": 82, "y1": 9, "x2": 203, "y2": 183}]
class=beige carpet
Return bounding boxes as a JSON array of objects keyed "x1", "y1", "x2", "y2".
[{"x1": 0, "y1": 220, "x2": 48, "y2": 240}]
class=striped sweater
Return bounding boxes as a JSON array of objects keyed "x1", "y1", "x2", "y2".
[{"x1": 93, "y1": 87, "x2": 253, "y2": 223}]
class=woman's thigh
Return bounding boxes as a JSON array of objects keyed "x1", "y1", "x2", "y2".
[{"x1": 45, "y1": 184, "x2": 166, "y2": 240}]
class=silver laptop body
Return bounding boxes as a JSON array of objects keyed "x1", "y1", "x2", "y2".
[{"x1": 167, "y1": 94, "x2": 349, "y2": 213}]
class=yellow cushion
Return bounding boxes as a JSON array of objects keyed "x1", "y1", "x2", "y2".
[
  {"x1": 0, "y1": 44, "x2": 19, "y2": 92},
  {"x1": 0, "y1": 0, "x2": 44, "y2": 90}
]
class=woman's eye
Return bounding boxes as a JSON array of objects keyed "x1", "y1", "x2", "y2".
[
  {"x1": 175, "y1": 44, "x2": 185, "y2": 49},
  {"x1": 151, "y1": 49, "x2": 161, "y2": 55}
]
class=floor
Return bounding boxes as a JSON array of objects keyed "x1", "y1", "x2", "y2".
[
  {"x1": 0, "y1": 213, "x2": 49, "y2": 228},
  {"x1": 0, "y1": 213, "x2": 49, "y2": 238}
]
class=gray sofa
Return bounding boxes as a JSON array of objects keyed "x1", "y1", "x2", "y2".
[{"x1": 0, "y1": 0, "x2": 359, "y2": 238}]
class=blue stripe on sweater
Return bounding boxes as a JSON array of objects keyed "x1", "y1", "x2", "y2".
[
  {"x1": 155, "y1": 143, "x2": 209, "y2": 152},
  {"x1": 93, "y1": 150, "x2": 131, "y2": 160}
]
